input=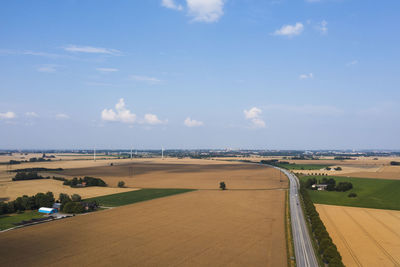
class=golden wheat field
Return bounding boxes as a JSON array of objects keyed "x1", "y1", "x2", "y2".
[
  {"x1": 316, "y1": 204, "x2": 400, "y2": 267},
  {"x1": 0, "y1": 179, "x2": 137, "y2": 201},
  {"x1": 0, "y1": 189, "x2": 287, "y2": 267}
]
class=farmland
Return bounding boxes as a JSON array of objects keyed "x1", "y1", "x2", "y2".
[
  {"x1": 0, "y1": 189, "x2": 287, "y2": 266},
  {"x1": 299, "y1": 175, "x2": 400, "y2": 210},
  {"x1": 317, "y1": 204, "x2": 400, "y2": 267},
  {"x1": 0, "y1": 157, "x2": 288, "y2": 266},
  {"x1": 53, "y1": 159, "x2": 287, "y2": 189}
]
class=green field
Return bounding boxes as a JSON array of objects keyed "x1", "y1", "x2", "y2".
[
  {"x1": 0, "y1": 211, "x2": 44, "y2": 231},
  {"x1": 277, "y1": 163, "x2": 331, "y2": 170},
  {"x1": 299, "y1": 175, "x2": 400, "y2": 210},
  {"x1": 84, "y1": 188, "x2": 195, "y2": 207}
]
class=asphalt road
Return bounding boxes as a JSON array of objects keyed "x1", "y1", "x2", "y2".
[{"x1": 276, "y1": 167, "x2": 319, "y2": 267}]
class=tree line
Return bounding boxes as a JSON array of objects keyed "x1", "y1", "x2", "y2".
[{"x1": 300, "y1": 181, "x2": 344, "y2": 266}]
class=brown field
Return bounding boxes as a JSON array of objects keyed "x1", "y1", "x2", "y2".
[
  {"x1": 316, "y1": 204, "x2": 400, "y2": 267},
  {"x1": 0, "y1": 189, "x2": 287, "y2": 267},
  {"x1": 52, "y1": 159, "x2": 287, "y2": 189},
  {"x1": 0, "y1": 179, "x2": 137, "y2": 201}
]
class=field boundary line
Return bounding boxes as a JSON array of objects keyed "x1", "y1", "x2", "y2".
[
  {"x1": 319, "y1": 206, "x2": 362, "y2": 267},
  {"x1": 343, "y1": 209, "x2": 400, "y2": 266},
  {"x1": 363, "y1": 210, "x2": 400, "y2": 239},
  {"x1": 386, "y1": 211, "x2": 400, "y2": 221}
]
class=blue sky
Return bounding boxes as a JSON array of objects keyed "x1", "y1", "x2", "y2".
[{"x1": 1, "y1": 0, "x2": 399, "y2": 150}]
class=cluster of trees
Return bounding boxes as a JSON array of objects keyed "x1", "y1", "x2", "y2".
[
  {"x1": 300, "y1": 183, "x2": 344, "y2": 266},
  {"x1": 29, "y1": 157, "x2": 51, "y2": 162},
  {"x1": 390, "y1": 161, "x2": 400, "y2": 166},
  {"x1": 118, "y1": 181, "x2": 125, "y2": 188},
  {"x1": 305, "y1": 178, "x2": 353, "y2": 192},
  {"x1": 12, "y1": 172, "x2": 47, "y2": 181},
  {"x1": 59, "y1": 193, "x2": 98, "y2": 214},
  {"x1": 62, "y1": 176, "x2": 107, "y2": 188},
  {"x1": 0, "y1": 192, "x2": 55, "y2": 215}
]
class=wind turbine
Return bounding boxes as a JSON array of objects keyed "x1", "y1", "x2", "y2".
[
  {"x1": 130, "y1": 146, "x2": 133, "y2": 160},
  {"x1": 162, "y1": 146, "x2": 164, "y2": 160},
  {"x1": 94, "y1": 147, "x2": 96, "y2": 162}
]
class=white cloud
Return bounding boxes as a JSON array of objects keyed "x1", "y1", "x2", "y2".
[
  {"x1": 184, "y1": 117, "x2": 204, "y2": 127},
  {"x1": 162, "y1": 0, "x2": 183, "y2": 10},
  {"x1": 130, "y1": 75, "x2": 161, "y2": 84},
  {"x1": 64, "y1": 45, "x2": 120, "y2": 55},
  {"x1": 273, "y1": 22, "x2": 304, "y2": 37},
  {"x1": 244, "y1": 107, "x2": 266, "y2": 128},
  {"x1": 299, "y1": 73, "x2": 313, "y2": 80},
  {"x1": 0, "y1": 111, "x2": 16, "y2": 119},
  {"x1": 55, "y1": 113, "x2": 70, "y2": 119},
  {"x1": 143, "y1": 114, "x2": 167, "y2": 125},
  {"x1": 187, "y1": 0, "x2": 225, "y2": 23},
  {"x1": 101, "y1": 98, "x2": 136, "y2": 124},
  {"x1": 96, "y1": 68, "x2": 118, "y2": 73},
  {"x1": 347, "y1": 60, "x2": 358, "y2": 66},
  {"x1": 316, "y1": 20, "x2": 328, "y2": 34},
  {"x1": 37, "y1": 65, "x2": 57, "y2": 73},
  {"x1": 25, "y1": 112, "x2": 39, "y2": 117}
]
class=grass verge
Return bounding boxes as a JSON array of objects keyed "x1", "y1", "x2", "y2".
[
  {"x1": 285, "y1": 190, "x2": 296, "y2": 267},
  {"x1": 299, "y1": 175, "x2": 400, "y2": 210},
  {"x1": 84, "y1": 188, "x2": 195, "y2": 207},
  {"x1": 0, "y1": 211, "x2": 44, "y2": 231}
]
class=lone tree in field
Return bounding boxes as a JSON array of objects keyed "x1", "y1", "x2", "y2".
[
  {"x1": 219, "y1": 181, "x2": 226, "y2": 190},
  {"x1": 118, "y1": 181, "x2": 125, "y2": 188}
]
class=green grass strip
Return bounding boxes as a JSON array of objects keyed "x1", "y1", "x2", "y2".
[{"x1": 84, "y1": 188, "x2": 195, "y2": 207}]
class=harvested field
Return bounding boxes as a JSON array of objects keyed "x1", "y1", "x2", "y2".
[
  {"x1": 0, "y1": 179, "x2": 136, "y2": 201},
  {"x1": 53, "y1": 160, "x2": 287, "y2": 189},
  {"x1": 316, "y1": 204, "x2": 400, "y2": 267},
  {"x1": 0, "y1": 190, "x2": 287, "y2": 267}
]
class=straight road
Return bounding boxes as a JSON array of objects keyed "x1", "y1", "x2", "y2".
[{"x1": 274, "y1": 166, "x2": 319, "y2": 267}]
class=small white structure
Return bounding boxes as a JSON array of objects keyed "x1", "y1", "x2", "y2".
[
  {"x1": 38, "y1": 207, "x2": 58, "y2": 214},
  {"x1": 311, "y1": 184, "x2": 328, "y2": 191}
]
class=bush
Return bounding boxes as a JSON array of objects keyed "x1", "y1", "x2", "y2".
[
  {"x1": 334, "y1": 167, "x2": 342, "y2": 171},
  {"x1": 219, "y1": 181, "x2": 226, "y2": 190},
  {"x1": 390, "y1": 161, "x2": 400, "y2": 166},
  {"x1": 348, "y1": 192, "x2": 357, "y2": 198},
  {"x1": 118, "y1": 181, "x2": 125, "y2": 188}
]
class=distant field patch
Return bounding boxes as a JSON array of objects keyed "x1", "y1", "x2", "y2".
[
  {"x1": 0, "y1": 211, "x2": 44, "y2": 231},
  {"x1": 84, "y1": 188, "x2": 195, "y2": 207},
  {"x1": 300, "y1": 175, "x2": 400, "y2": 210}
]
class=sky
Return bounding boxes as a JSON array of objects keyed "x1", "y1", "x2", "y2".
[{"x1": 1, "y1": 0, "x2": 399, "y2": 150}]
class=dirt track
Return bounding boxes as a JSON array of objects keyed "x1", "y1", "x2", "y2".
[
  {"x1": 0, "y1": 190, "x2": 287, "y2": 267},
  {"x1": 316, "y1": 204, "x2": 400, "y2": 267}
]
